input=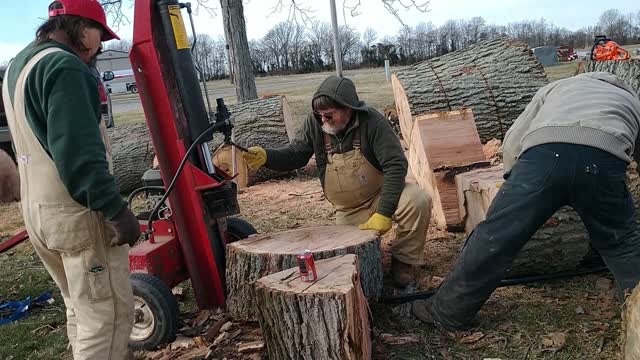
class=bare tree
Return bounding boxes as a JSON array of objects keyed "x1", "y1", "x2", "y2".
[
  {"x1": 220, "y1": 0, "x2": 258, "y2": 101},
  {"x1": 362, "y1": 27, "x2": 378, "y2": 49},
  {"x1": 104, "y1": 38, "x2": 133, "y2": 52}
]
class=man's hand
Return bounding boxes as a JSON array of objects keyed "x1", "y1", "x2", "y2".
[
  {"x1": 108, "y1": 206, "x2": 141, "y2": 247},
  {"x1": 359, "y1": 213, "x2": 393, "y2": 234},
  {"x1": 242, "y1": 146, "x2": 267, "y2": 170}
]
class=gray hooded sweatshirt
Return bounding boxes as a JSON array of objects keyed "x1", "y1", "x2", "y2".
[{"x1": 502, "y1": 72, "x2": 640, "y2": 173}]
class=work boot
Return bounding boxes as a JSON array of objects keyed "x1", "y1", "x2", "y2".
[
  {"x1": 411, "y1": 299, "x2": 473, "y2": 332},
  {"x1": 391, "y1": 258, "x2": 413, "y2": 288}
]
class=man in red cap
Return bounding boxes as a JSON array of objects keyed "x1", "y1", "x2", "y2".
[{"x1": 2, "y1": 1, "x2": 139, "y2": 358}]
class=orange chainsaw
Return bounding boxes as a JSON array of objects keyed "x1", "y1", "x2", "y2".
[{"x1": 590, "y1": 35, "x2": 630, "y2": 61}]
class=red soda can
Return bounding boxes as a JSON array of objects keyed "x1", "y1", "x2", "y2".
[{"x1": 296, "y1": 250, "x2": 318, "y2": 282}]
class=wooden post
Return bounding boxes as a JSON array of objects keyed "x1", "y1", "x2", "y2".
[
  {"x1": 255, "y1": 254, "x2": 371, "y2": 360},
  {"x1": 226, "y1": 225, "x2": 383, "y2": 321}
]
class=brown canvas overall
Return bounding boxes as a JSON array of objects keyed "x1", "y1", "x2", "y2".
[
  {"x1": 3, "y1": 48, "x2": 133, "y2": 360},
  {"x1": 322, "y1": 128, "x2": 431, "y2": 265}
]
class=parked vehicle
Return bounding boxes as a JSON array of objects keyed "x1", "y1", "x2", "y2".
[
  {"x1": 0, "y1": 64, "x2": 113, "y2": 161},
  {"x1": 103, "y1": 69, "x2": 137, "y2": 94}
]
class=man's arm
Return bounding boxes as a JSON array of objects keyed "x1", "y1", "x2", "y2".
[
  {"x1": 46, "y1": 68, "x2": 125, "y2": 220},
  {"x1": 370, "y1": 118, "x2": 408, "y2": 218},
  {"x1": 264, "y1": 115, "x2": 315, "y2": 171}
]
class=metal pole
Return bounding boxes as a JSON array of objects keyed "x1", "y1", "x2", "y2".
[
  {"x1": 384, "y1": 59, "x2": 391, "y2": 82},
  {"x1": 329, "y1": 0, "x2": 343, "y2": 77}
]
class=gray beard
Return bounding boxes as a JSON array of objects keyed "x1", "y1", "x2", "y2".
[{"x1": 321, "y1": 123, "x2": 345, "y2": 135}]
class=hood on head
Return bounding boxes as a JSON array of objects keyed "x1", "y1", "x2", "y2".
[{"x1": 312, "y1": 75, "x2": 368, "y2": 111}]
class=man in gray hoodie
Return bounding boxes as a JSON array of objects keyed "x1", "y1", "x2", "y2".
[{"x1": 412, "y1": 72, "x2": 640, "y2": 331}]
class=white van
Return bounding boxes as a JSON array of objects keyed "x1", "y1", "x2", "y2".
[{"x1": 103, "y1": 69, "x2": 137, "y2": 94}]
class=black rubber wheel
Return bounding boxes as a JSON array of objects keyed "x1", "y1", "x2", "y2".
[
  {"x1": 128, "y1": 273, "x2": 180, "y2": 351},
  {"x1": 130, "y1": 85, "x2": 138, "y2": 94},
  {"x1": 225, "y1": 217, "x2": 257, "y2": 243}
]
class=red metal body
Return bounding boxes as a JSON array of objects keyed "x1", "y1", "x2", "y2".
[
  {"x1": 0, "y1": 230, "x2": 29, "y2": 254},
  {"x1": 128, "y1": 0, "x2": 230, "y2": 309}
]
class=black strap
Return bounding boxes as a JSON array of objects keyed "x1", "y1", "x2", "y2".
[{"x1": 322, "y1": 126, "x2": 361, "y2": 155}]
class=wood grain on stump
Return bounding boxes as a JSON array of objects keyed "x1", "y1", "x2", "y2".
[
  {"x1": 226, "y1": 225, "x2": 382, "y2": 321},
  {"x1": 255, "y1": 254, "x2": 371, "y2": 360}
]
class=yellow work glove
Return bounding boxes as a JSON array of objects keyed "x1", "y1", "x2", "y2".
[
  {"x1": 358, "y1": 213, "x2": 393, "y2": 234},
  {"x1": 241, "y1": 146, "x2": 267, "y2": 170}
]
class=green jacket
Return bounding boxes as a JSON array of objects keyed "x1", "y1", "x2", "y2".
[
  {"x1": 265, "y1": 76, "x2": 408, "y2": 217},
  {"x1": 6, "y1": 40, "x2": 124, "y2": 220}
]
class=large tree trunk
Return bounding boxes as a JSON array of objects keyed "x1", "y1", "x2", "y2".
[
  {"x1": 211, "y1": 96, "x2": 296, "y2": 187},
  {"x1": 108, "y1": 97, "x2": 294, "y2": 193},
  {"x1": 107, "y1": 122, "x2": 155, "y2": 194},
  {"x1": 226, "y1": 225, "x2": 383, "y2": 321},
  {"x1": 255, "y1": 254, "x2": 371, "y2": 360},
  {"x1": 220, "y1": 0, "x2": 258, "y2": 102},
  {"x1": 0, "y1": 149, "x2": 19, "y2": 203},
  {"x1": 623, "y1": 284, "x2": 640, "y2": 359},
  {"x1": 392, "y1": 36, "x2": 548, "y2": 143},
  {"x1": 455, "y1": 165, "x2": 594, "y2": 276},
  {"x1": 582, "y1": 59, "x2": 640, "y2": 96}
]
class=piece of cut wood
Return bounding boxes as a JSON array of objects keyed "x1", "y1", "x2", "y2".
[
  {"x1": 212, "y1": 145, "x2": 249, "y2": 189},
  {"x1": 454, "y1": 165, "x2": 595, "y2": 276},
  {"x1": 582, "y1": 59, "x2": 640, "y2": 96},
  {"x1": 406, "y1": 108, "x2": 488, "y2": 229},
  {"x1": 255, "y1": 254, "x2": 371, "y2": 360},
  {"x1": 623, "y1": 284, "x2": 640, "y2": 359},
  {"x1": 392, "y1": 36, "x2": 548, "y2": 143},
  {"x1": 226, "y1": 225, "x2": 382, "y2": 321}
]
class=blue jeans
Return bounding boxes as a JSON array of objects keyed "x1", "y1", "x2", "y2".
[{"x1": 427, "y1": 143, "x2": 640, "y2": 328}]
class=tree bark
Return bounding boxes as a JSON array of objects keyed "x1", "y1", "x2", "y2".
[
  {"x1": 210, "y1": 96, "x2": 296, "y2": 186},
  {"x1": 255, "y1": 254, "x2": 371, "y2": 360},
  {"x1": 0, "y1": 149, "x2": 19, "y2": 203},
  {"x1": 582, "y1": 59, "x2": 640, "y2": 96},
  {"x1": 455, "y1": 165, "x2": 594, "y2": 276},
  {"x1": 220, "y1": 0, "x2": 258, "y2": 102},
  {"x1": 623, "y1": 284, "x2": 640, "y2": 359},
  {"x1": 226, "y1": 225, "x2": 383, "y2": 321},
  {"x1": 392, "y1": 36, "x2": 548, "y2": 143},
  {"x1": 108, "y1": 97, "x2": 294, "y2": 193},
  {"x1": 107, "y1": 122, "x2": 155, "y2": 194}
]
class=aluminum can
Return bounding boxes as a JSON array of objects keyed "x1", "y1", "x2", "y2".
[{"x1": 296, "y1": 249, "x2": 317, "y2": 282}]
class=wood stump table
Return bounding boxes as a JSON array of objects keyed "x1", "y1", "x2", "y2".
[
  {"x1": 255, "y1": 254, "x2": 371, "y2": 360},
  {"x1": 226, "y1": 225, "x2": 382, "y2": 321}
]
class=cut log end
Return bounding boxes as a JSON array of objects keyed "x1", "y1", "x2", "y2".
[
  {"x1": 255, "y1": 254, "x2": 371, "y2": 360},
  {"x1": 0, "y1": 149, "x2": 20, "y2": 203}
]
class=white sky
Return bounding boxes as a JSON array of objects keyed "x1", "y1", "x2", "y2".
[{"x1": 0, "y1": 0, "x2": 638, "y2": 63}]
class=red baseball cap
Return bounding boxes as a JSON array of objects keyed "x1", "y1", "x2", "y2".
[{"x1": 48, "y1": 0, "x2": 120, "y2": 41}]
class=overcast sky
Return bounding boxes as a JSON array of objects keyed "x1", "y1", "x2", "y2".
[{"x1": 0, "y1": 0, "x2": 638, "y2": 63}]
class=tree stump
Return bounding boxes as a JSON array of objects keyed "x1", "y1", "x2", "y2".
[
  {"x1": 455, "y1": 165, "x2": 593, "y2": 276},
  {"x1": 0, "y1": 149, "x2": 20, "y2": 203},
  {"x1": 623, "y1": 284, "x2": 640, "y2": 359},
  {"x1": 392, "y1": 36, "x2": 548, "y2": 143},
  {"x1": 226, "y1": 225, "x2": 382, "y2": 321},
  {"x1": 255, "y1": 254, "x2": 371, "y2": 360}
]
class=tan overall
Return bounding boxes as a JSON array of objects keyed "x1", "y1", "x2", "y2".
[
  {"x1": 3, "y1": 48, "x2": 133, "y2": 360},
  {"x1": 323, "y1": 129, "x2": 432, "y2": 265}
]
